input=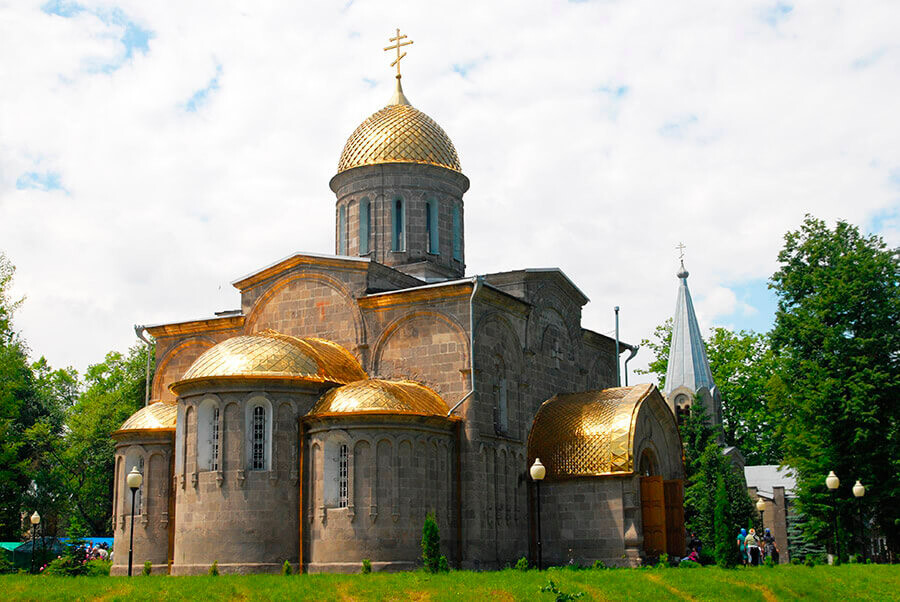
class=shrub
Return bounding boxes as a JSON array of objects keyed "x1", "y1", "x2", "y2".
[
  {"x1": 804, "y1": 555, "x2": 816, "y2": 567},
  {"x1": 540, "y1": 579, "x2": 585, "y2": 601},
  {"x1": 362, "y1": 558, "x2": 372, "y2": 574},
  {"x1": 833, "y1": 554, "x2": 842, "y2": 566},
  {"x1": 421, "y1": 513, "x2": 442, "y2": 573},
  {"x1": 208, "y1": 561, "x2": 219, "y2": 576},
  {"x1": 592, "y1": 559, "x2": 607, "y2": 570},
  {"x1": 0, "y1": 555, "x2": 14, "y2": 575},
  {"x1": 713, "y1": 475, "x2": 735, "y2": 568},
  {"x1": 43, "y1": 555, "x2": 87, "y2": 577},
  {"x1": 657, "y1": 552, "x2": 669, "y2": 568},
  {"x1": 679, "y1": 560, "x2": 700, "y2": 569},
  {"x1": 515, "y1": 556, "x2": 529, "y2": 571},
  {"x1": 698, "y1": 549, "x2": 715, "y2": 566},
  {"x1": 85, "y1": 559, "x2": 111, "y2": 577},
  {"x1": 764, "y1": 555, "x2": 775, "y2": 568},
  {"x1": 438, "y1": 555, "x2": 449, "y2": 572},
  {"x1": 281, "y1": 560, "x2": 292, "y2": 576},
  {"x1": 142, "y1": 561, "x2": 152, "y2": 576},
  {"x1": 790, "y1": 557, "x2": 801, "y2": 565}
]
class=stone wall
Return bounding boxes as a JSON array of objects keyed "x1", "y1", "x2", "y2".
[{"x1": 111, "y1": 433, "x2": 173, "y2": 576}]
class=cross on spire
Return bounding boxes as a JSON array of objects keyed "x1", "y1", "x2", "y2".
[
  {"x1": 384, "y1": 28, "x2": 413, "y2": 79},
  {"x1": 676, "y1": 242, "x2": 687, "y2": 261}
]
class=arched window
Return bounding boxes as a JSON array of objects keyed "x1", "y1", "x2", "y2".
[
  {"x1": 359, "y1": 198, "x2": 371, "y2": 255},
  {"x1": 245, "y1": 397, "x2": 273, "y2": 471},
  {"x1": 392, "y1": 198, "x2": 405, "y2": 251},
  {"x1": 197, "y1": 398, "x2": 220, "y2": 471},
  {"x1": 452, "y1": 204, "x2": 462, "y2": 261},
  {"x1": 426, "y1": 199, "x2": 439, "y2": 254},
  {"x1": 639, "y1": 449, "x2": 658, "y2": 477},
  {"x1": 124, "y1": 450, "x2": 144, "y2": 515},
  {"x1": 338, "y1": 204, "x2": 347, "y2": 255},
  {"x1": 324, "y1": 437, "x2": 350, "y2": 508},
  {"x1": 338, "y1": 444, "x2": 349, "y2": 508}
]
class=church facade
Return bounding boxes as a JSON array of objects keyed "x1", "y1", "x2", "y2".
[{"x1": 110, "y1": 52, "x2": 684, "y2": 575}]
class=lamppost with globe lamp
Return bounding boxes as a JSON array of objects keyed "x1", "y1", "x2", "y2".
[
  {"x1": 825, "y1": 470, "x2": 840, "y2": 563},
  {"x1": 29, "y1": 511, "x2": 40, "y2": 574},
  {"x1": 756, "y1": 496, "x2": 766, "y2": 531},
  {"x1": 530, "y1": 458, "x2": 546, "y2": 570},
  {"x1": 126, "y1": 466, "x2": 143, "y2": 577},
  {"x1": 852, "y1": 480, "x2": 866, "y2": 560}
]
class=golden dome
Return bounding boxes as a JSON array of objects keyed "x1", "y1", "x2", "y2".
[
  {"x1": 527, "y1": 384, "x2": 659, "y2": 479},
  {"x1": 114, "y1": 401, "x2": 177, "y2": 436},
  {"x1": 310, "y1": 378, "x2": 450, "y2": 417},
  {"x1": 337, "y1": 80, "x2": 461, "y2": 174},
  {"x1": 171, "y1": 331, "x2": 366, "y2": 392}
]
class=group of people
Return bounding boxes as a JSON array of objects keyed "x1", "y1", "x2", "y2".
[{"x1": 738, "y1": 528, "x2": 779, "y2": 566}]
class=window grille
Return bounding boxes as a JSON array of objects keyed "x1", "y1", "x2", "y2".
[
  {"x1": 210, "y1": 407, "x2": 220, "y2": 471},
  {"x1": 338, "y1": 205, "x2": 347, "y2": 255},
  {"x1": 393, "y1": 199, "x2": 404, "y2": 251},
  {"x1": 359, "y1": 199, "x2": 370, "y2": 255},
  {"x1": 252, "y1": 406, "x2": 266, "y2": 470},
  {"x1": 426, "y1": 200, "x2": 439, "y2": 254},
  {"x1": 338, "y1": 444, "x2": 348, "y2": 508},
  {"x1": 137, "y1": 456, "x2": 145, "y2": 514},
  {"x1": 452, "y1": 204, "x2": 461, "y2": 260}
]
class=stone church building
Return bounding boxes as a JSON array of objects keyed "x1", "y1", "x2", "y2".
[{"x1": 110, "y1": 55, "x2": 685, "y2": 575}]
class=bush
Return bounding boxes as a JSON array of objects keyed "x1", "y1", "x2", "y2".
[
  {"x1": 208, "y1": 561, "x2": 219, "y2": 576},
  {"x1": 657, "y1": 552, "x2": 669, "y2": 568},
  {"x1": 421, "y1": 513, "x2": 442, "y2": 573},
  {"x1": 679, "y1": 559, "x2": 700, "y2": 569},
  {"x1": 142, "y1": 561, "x2": 152, "y2": 576},
  {"x1": 540, "y1": 579, "x2": 585, "y2": 601},
  {"x1": 438, "y1": 555, "x2": 449, "y2": 572},
  {"x1": 592, "y1": 559, "x2": 607, "y2": 570},
  {"x1": 281, "y1": 560, "x2": 292, "y2": 576},
  {"x1": 43, "y1": 555, "x2": 87, "y2": 577},
  {"x1": 764, "y1": 555, "x2": 775, "y2": 568},
  {"x1": 361, "y1": 558, "x2": 372, "y2": 574},
  {"x1": 85, "y1": 559, "x2": 111, "y2": 577},
  {"x1": 804, "y1": 555, "x2": 816, "y2": 567},
  {"x1": 791, "y1": 557, "x2": 801, "y2": 565},
  {"x1": 0, "y1": 555, "x2": 14, "y2": 575},
  {"x1": 698, "y1": 549, "x2": 715, "y2": 566},
  {"x1": 515, "y1": 556, "x2": 529, "y2": 571}
]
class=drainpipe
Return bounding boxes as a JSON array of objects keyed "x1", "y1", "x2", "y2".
[
  {"x1": 614, "y1": 306, "x2": 620, "y2": 387},
  {"x1": 447, "y1": 275, "x2": 483, "y2": 417},
  {"x1": 134, "y1": 325, "x2": 153, "y2": 407},
  {"x1": 624, "y1": 345, "x2": 639, "y2": 386}
]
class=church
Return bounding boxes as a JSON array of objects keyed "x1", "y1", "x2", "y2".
[{"x1": 109, "y1": 33, "x2": 684, "y2": 575}]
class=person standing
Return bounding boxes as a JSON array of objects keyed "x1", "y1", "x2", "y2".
[
  {"x1": 763, "y1": 528, "x2": 778, "y2": 564},
  {"x1": 737, "y1": 528, "x2": 748, "y2": 566},
  {"x1": 745, "y1": 529, "x2": 761, "y2": 566}
]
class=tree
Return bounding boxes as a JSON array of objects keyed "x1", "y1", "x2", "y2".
[
  {"x1": 769, "y1": 216, "x2": 900, "y2": 554},
  {"x1": 713, "y1": 475, "x2": 733, "y2": 568},
  {"x1": 635, "y1": 318, "x2": 672, "y2": 391}
]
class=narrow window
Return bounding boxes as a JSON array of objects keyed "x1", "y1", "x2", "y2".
[
  {"x1": 338, "y1": 205, "x2": 347, "y2": 255},
  {"x1": 252, "y1": 406, "x2": 266, "y2": 470},
  {"x1": 498, "y1": 378, "x2": 508, "y2": 433},
  {"x1": 452, "y1": 204, "x2": 461, "y2": 261},
  {"x1": 359, "y1": 199, "x2": 370, "y2": 255},
  {"x1": 426, "y1": 200, "x2": 439, "y2": 254},
  {"x1": 137, "y1": 456, "x2": 145, "y2": 514},
  {"x1": 210, "y1": 407, "x2": 220, "y2": 471},
  {"x1": 338, "y1": 444, "x2": 349, "y2": 508},
  {"x1": 392, "y1": 198, "x2": 405, "y2": 251}
]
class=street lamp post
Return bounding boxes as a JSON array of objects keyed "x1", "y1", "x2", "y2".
[
  {"x1": 756, "y1": 496, "x2": 766, "y2": 532},
  {"x1": 826, "y1": 470, "x2": 840, "y2": 563},
  {"x1": 853, "y1": 480, "x2": 866, "y2": 560},
  {"x1": 29, "y1": 511, "x2": 40, "y2": 574},
  {"x1": 530, "y1": 458, "x2": 546, "y2": 570},
  {"x1": 126, "y1": 466, "x2": 143, "y2": 577}
]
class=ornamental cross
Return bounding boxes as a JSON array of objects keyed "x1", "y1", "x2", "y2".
[
  {"x1": 676, "y1": 242, "x2": 687, "y2": 261},
  {"x1": 384, "y1": 28, "x2": 413, "y2": 78}
]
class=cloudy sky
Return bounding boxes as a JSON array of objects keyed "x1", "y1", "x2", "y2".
[{"x1": 1, "y1": 0, "x2": 898, "y2": 382}]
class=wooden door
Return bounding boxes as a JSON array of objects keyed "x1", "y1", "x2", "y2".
[
  {"x1": 664, "y1": 479, "x2": 685, "y2": 558},
  {"x1": 640, "y1": 476, "x2": 666, "y2": 556}
]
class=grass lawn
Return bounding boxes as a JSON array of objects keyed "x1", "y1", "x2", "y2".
[{"x1": 1, "y1": 564, "x2": 898, "y2": 601}]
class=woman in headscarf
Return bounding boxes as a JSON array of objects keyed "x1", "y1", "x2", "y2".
[{"x1": 737, "y1": 528, "x2": 748, "y2": 566}]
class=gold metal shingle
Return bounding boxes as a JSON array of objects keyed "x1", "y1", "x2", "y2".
[
  {"x1": 337, "y1": 103, "x2": 461, "y2": 174},
  {"x1": 310, "y1": 378, "x2": 449, "y2": 417},
  {"x1": 526, "y1": 385, "x2": 656, "y2": 479},
  {"x1": 115, "y1": 401, "x2": 177, "y2": 434}
]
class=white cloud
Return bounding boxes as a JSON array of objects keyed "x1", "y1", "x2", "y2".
[{"x1": 1, "y1": 0, "x2": 898, "y2": 381}]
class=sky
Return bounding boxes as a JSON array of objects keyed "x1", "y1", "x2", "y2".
[{"x1": 1, "y1": 0, "x2": 898, "y2": 383}]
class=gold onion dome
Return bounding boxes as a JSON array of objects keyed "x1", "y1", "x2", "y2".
[
  {"x1": 336, "y1": 78, "x2": 461, "y2": 174},
  {"x1": 311, "y1": 378, "x2": 450, "y2": 417},
  {"x1": 527, "y1": 384, "x2": 658, "y2": 479},
  {"x1": 171, "y1": 330, "x2": 366, "y2": 392},
  {"x1": 114, "y1": 401, "x2": 177, "y2": 436}
]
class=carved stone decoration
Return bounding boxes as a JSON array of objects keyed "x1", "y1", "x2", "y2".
[
  {"x1": 215, "y1": 470, "x2": 224, "y2": 487},
  {"x1": 369, "y1": 504, "x2": 378, "y2": 522},
  {"x1": 160, "y1": 512, "x2": 169, "y2": 529},
  {"x1": 190, "y1": 472, "x2": 198, "y2": 488},
  {"x1": 348, "y1": 504, "x2": 356, "y2": 523},
  {"x1": 236, "y1": 469, "x2": 245, "y2": 487}
]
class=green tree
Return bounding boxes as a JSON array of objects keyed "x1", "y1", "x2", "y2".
[
  {"x1": 769, "y1": 216, "x2": 900, "y2": 554},
  {"x1": 713, "y1": 475, "x2": 732, "y2": 568},
  {"x1": 635, "y1": 318, "x2": 672, "y2": 390}
]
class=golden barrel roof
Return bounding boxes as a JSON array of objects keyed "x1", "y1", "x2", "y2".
[
  {"x1": 171, "y1": 330, "x2": 366, "y2": 392},
  {"x1": 113, "y1": 401, "x2": 177, "y2": 437},
  {"x1": 310, "y1": 378, "x2": 450, "y2": 417},
  {"x1": 526, "y1": 384, "x2": 658, "y2": 479},
  {"x1": 337, "y1": 81, "x2": 461, "y2": 174}
]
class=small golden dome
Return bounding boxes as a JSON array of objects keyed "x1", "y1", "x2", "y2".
[
  {"x1": 310, "y1": 378, "x2": 450, "y2": 417},
  {"x1": 337, "y1": 80, "x2": 461, "y2": 174},
  {"x1": 172, "y1": 331, "x2": 366, "y2": 392},
  {"x1": 114, "y1": 401, "x2": 177, "y2": 436},
  {"x1": 527, "y1": 384, "x2": 659, "y2": 479}
]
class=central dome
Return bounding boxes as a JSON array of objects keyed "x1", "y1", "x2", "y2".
[{"x1": 337, "y1": 80, "x2": 461, "y2": 174}]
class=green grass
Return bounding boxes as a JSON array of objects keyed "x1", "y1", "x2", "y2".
[{"x1": 1, "y1": 564, "x2": 898, "y2": 601}]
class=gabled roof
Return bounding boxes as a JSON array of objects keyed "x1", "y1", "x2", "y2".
[
  {"x1": 745, "y1": 465, "x2": 797, "y2": 498},
  {"x1": 664, "y1": 261, "x2": 716, "y2": 395}
]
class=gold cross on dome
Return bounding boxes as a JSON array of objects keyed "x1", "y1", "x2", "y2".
[
  {"x1": 676, "y1": 242, "x2": 687, "y2": 260},
  {"x1": 384, "y1": 28, "x2": 413, "y2": 78}
]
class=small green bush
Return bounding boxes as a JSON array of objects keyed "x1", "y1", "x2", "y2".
[
  {"x1": 281, "y1": 560, "x2": 292, "y2": 576},
  {"x1": 764, "y1": 555, "x2": 775, "y2": 568},
  {"x1": 679, "y1": 559, "x2": 700, "y2": 569},
  {"x1": 515, "y1": 556, "x2": 529, "y2": 571},
  {"x1": 540, "y1": 579, "x2": 585, "y2": 600},
  {"x1": 84, "y1": 559, "x2": 111, "y2": 577},
  {"x1": 592, "y1": 559, "x2": 607, "y2": 570},
  {"x1": 142, "y1": 560, "x2": 152, "y2": 576},
  {"x1": 657, "y1": 552, "x2": 669, "y2": 568},
  {"x1": 421, "y1": 513, "x2": 442, "y2": 573},
  {"x1": 438, "y1": 555, "x2": 449, "y2": 572},
  {"x1": 833, "y1": 554, "x2": 842, "y2": 566},
  {"x1": 361, "y1": 558, "x2": 372, "y2": 574},
  {"x1": 791, "y1": 557, "x2": 801, "y2": 565},
  {"x1": 0, "y1": 555, "x2": 15, "y2": 575},
  {"x1": 208, "y1": 560, "x2": 219, "y2": 576},
  {"x1": 804, "y1": 555, "x2": 816, "y2": 567}
]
